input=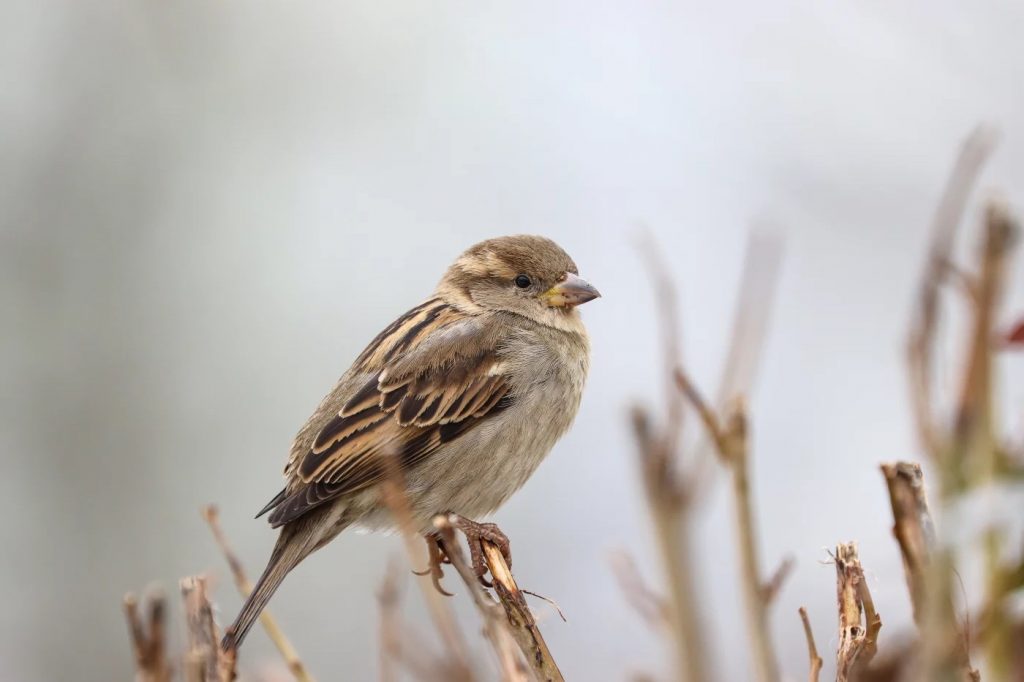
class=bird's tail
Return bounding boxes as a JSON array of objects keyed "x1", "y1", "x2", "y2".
[{"x1": 220, "y1": 529, "x2": 315, "y2": 652}]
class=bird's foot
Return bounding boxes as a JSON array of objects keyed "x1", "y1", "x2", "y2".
[
  {"x1": 447, "y1": 514, "x2": 512, "y2": 588},
  {"x1": 414, "y1": 534, "x2": 454, "y2": 596}
]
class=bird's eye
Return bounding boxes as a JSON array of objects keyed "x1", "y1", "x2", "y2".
[{"x1": 514, "y1": 274, "x2": 532, "y2": 289}]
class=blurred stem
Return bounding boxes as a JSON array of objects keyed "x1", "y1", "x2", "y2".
[
  {"x1": 675, "y1": 371, "x2": 779, "y2": 682},
  {"x1": 202, "y1": 506, "x2": 313, "y2": 682},
  {"x1": 725, "y1": 403, "x2": 779, "y2": 682},
  {"x1": 957, "y1": 204, "x2": 1017, "y2": 679},
  {"x1": 651, "y1": 501, "x2": 708, "y2": 682},
  {"x1": 797, "y1": 607, "x2": 822, "y2": 682}
]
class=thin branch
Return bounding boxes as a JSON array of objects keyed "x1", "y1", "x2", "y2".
[
  {"x1": 859, "y1": 571, "x2": 882, "y2": 668},
  {"x1": 180, "y1": 576, "x2": 233, "y2": 682},
  {"x1": 609, "y1": 550, "x2": 669, "y2": 629},
  {"x1": 637, "y1": 231, "x2": 687, "y2": 458},
  {"x1": 833, "y1": 543, "x2": 881, "y2": 682},
  {"x1": 432, "y1": 515, "x2": 537, "y2": 682},
  {"x1": 955, "y1": 200, "x2": 1018, "y2": 483},
  {"x1": 481, "y1": 538, "x2": 563, "y2": 682},
  {"x1": 630, "y1": 405, "x2": 710, "y2": 682},
  {"x1": 715, "y1": 229, "x2": 784, "y2": 407},
  {"x1": 761, "y1": 557, "x2": 795, "y2": 605},
  {"x1": 675, "y1": 372, "x2": 780, "y2": 682},
  {"x1": 907, "y1": 126, "x2": 998, "y2": 461},
  {"x1": 629, "y1": 231, "x2": 782, "y2": 682},
  {"x1": 960, "y1": 199, "x2": 1019, "y2": 678},
  {"x1": 377, "y1": 557, "x2": 449, "y2": 682},
  {"x1": 378, "y1": 563, "x2": 400, "y2": 682},
  {"x1": 880, "y1": 462, "x2": 934, "y2": 627},
  {"x1": 124, "y1": 590, "x2": 172, "y2": 682},
  {"x1": 797, "y1": 607, "x2": 822, "y2": 682},
  {"x1": 378, "y1": 473, "x2": 476, "y2": 681},
  {"x1": 201, "y1": 505, "x2": 313, "y2": 682},
  {"x1": 518, "y1": 590, "x2": 566, "y2": 624}
]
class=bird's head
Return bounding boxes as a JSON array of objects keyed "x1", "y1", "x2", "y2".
[{"x1": 437, "y1": 235, "x2": 600, "y2": 330}]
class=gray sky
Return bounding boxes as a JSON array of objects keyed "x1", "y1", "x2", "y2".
[{"x1": 2, "y1": 2, "x2": 1023, "y2": 680}]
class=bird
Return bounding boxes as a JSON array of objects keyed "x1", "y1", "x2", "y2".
[{"x1": 221, "y1": 234, "x2": 600, "y2": 651}]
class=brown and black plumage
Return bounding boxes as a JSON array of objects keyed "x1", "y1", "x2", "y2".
[{"x1": 223, "y1": 235, "x2": 599, "y2": 651}]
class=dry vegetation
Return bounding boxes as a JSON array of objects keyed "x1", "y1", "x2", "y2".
[{"x1": 124, "y1": 130, "x2": 1023, "y2": 681}]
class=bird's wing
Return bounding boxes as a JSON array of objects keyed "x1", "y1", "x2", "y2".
[{"x1": 263, "y1": 300, "x2": 514, "y2": 527}]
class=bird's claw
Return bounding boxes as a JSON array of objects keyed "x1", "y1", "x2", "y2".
[
  {"x1": 418, "y1": 517, "x2": 513, "y2": 592},
  {"x1": 415, "y1": 535, "x2": 454, "y2": 597},
  {"x1": 448, "y1": 516, "x2": 512, "y2": 588}
]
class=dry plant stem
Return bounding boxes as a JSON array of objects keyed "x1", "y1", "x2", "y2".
[
  {"x1": 962, "y1": 203, "x2": 1019, "y2": 679},
  {"x1": 201, "y1": 506, "x2": 313, "y2": 682},
  {"x1": 637, "y1": 232, "x2": 686, "y2": 455},
  {"x1": 124, "y1": 591, "x2": 172, "y2": 682},
  {"x1": 181, "y1": 576, "x2": 234, "y2": 682},
  {"x1": 652, "y1": 502, "x2": 706, "y2": 682},
  {"x1": 481, "y1": 541, "x2": 562, "y2": 682},
  {"x1": 691, "y1": 231, "x2": 784, "y2": 505},
  {"x1": 725, "y1": 404, "x2": 780, "y2": 682},
  {"x1": 907, "y1": 126, "x2": 997, "y2": 460},
  {"x1": 377, "y1": 558, "x2": 448, "y2": 682},
  {"x1": 629, "y1": 232, "x2": 780, "y2": 682},
  {"x1": 880, "y1": 462, "x2": 935, "y2": 627},
  {"x1": 379, "y1": 477, "x2": 475, "y2": 681},
  {"x1": 609, "y1": 550, "x2": 669, "y2": 629},
  {"x1": 632, "y1": 408, "x2": 710, "y2": 682},
  {"x1": 919, "y1": 553, "x2": 979, "y2": 682},
  {"x1": 433, "y1": 516, "x2": 536, "y2": 682},
  {"x1": 378, "y1": 563, "x2": 401, "y2": 682},
  {"x1": 834, "y1": 543, "x2": 881, "y2": 682},
  {"x1": 674, "y1": 370, "x2": 780, "y2": 682},
  {"x1": 905, "y1": 129, "x2": 1006, "y2": 682},
  {"x1": 956, "y1": 202, "x2": 1016, "y2": 484},
  {"x1": 797, "y1": 607, "x2": 823, "y2": 682},
  {"x1": 762, "y1": 557, "x2": 795, "y2": 605},
  {"x1": 714, "y1": 231, "x2": 784, "y2": 408}
]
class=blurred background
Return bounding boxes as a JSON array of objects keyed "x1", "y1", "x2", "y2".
[{"x1": 3, "y1": 2, "x2": 1024, "y2": 680}]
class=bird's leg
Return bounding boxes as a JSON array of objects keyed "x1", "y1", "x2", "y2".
[
  {"x1": 447, "y1": 514, "x2": 513, "y2": 588},
  {"x1": 413, "y1": 534, "x2": 454, "y2": 596}
]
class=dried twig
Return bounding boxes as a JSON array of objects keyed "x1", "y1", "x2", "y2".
[
  {"x1": 481, "y1": 539, "x2": 562, "y2": 682},
  {"x1": 834, "y1": 543, "x2": 881, "y2": 682},
  {"x1": 378, "y1": 474, "x2": 476, "y2": 681},
  {"x1": 180, "y1": 576, "x2": 234, "y2": 682},
  {"x1": 907, "y1": 126, "x2": 998, "y2": 460},
  {"x1": 962, "y1": 200, "x2": 1019, "y2": 679},
  {"x1": 629, "y1": 232, "x2": 782, "y2": 682},
  {"x1": 674, "y1": 371, "x2": 781, "y2": 682},
  {"x1": 880, "y1": 462, "x2": 935, "y2": 627},
  {"x1": 124, "y1": 590, "x2": 172, "y2": 682},
  {"x1": 378, "y1": 560, "x2": 402, "y2": 682},
  {"x1": 761, "y1": 557, "x2": 795, "y2": 605},
  {"x1": 631, "y1": 238, "x2": 712, "y2": 682},
  {"x1": 903, "y1": 129, "x2": 1014, "y2": 682},
  {"x1": 797, "y1": 607, "x2": 822, "y2": 682},
  {"x1": 630, "y1": 405, "x2": 710, "y2": 682},
  {"x1": 609, "y1": 550, "x2": 669, "y2": 629},
  {"x1": 714, "y1": 230, "x2": 784, "y2": 412},
  {"x1": 202, "y1": 506, "x2": 313, "y2": 682},
  {"x1": 432, "y1": 515, "x2": 538, "y2": 682},
  {"x1": 376, "y1": 557, "x2": 450, "y2": 682}
]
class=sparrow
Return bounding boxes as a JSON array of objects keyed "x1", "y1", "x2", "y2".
[{"x1": 222, "y1": 235, "x2": 600, "y2": 651}]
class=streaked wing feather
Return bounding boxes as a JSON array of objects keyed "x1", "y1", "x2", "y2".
[{"x1": 266, "y1": 303, "x2": 513, "y2": 528}]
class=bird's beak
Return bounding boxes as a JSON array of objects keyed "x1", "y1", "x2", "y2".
[{"x1": 542, "y1": 272, "x2": 601, "y2": 308}]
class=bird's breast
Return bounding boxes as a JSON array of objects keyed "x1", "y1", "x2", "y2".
[{"x1": 402, "y1": 329, "x2": 589, "y2": 524}]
